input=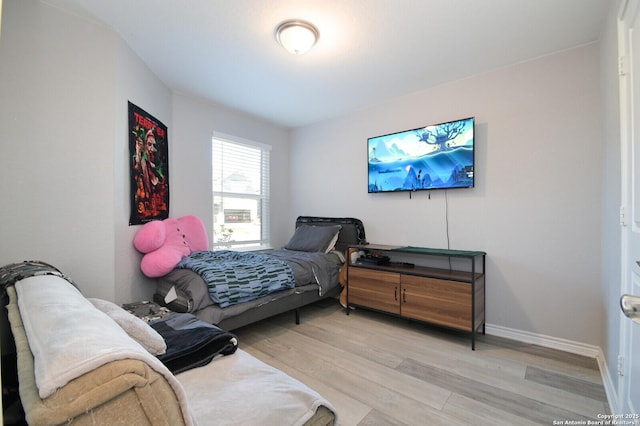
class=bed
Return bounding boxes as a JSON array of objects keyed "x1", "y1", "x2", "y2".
[{"x1": 147, "y1": 216, "x2": 367, "y2": 330}]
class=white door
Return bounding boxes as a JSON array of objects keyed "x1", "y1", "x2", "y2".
[{"x1": 618, "y1": 0, "x2": 640, "y2": 414}]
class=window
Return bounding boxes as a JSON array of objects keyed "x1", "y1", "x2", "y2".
[{"x1": 212, "y1": 133, "x2": 270, "y2": 250}]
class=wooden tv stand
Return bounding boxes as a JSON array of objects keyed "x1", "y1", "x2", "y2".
[{"x1": 346, "y1": 244, "x2": 486, "y2": 350}]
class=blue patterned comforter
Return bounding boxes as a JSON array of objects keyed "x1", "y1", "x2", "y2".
[{"x1": 176, "y1": 250, "x2": 295, "y2": 308}]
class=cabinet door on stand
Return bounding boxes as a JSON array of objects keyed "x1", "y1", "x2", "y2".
[
  {"x1": 348, "y1": 268, "x2": 400, "y2": 314},
  {"x1": 401, "y1": 275, "x2": 472, "y2": 331}
]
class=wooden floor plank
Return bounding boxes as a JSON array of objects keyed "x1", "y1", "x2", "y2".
[
  {"x1": 357, "y1": 409, "x2": 409, "y2": 426},
  {"x1": 442, "y1": 393, "x2": 544, "y2": 426},
  {"x1": 396, "y1": 358, "x2": 595, "y2": 424},
  {"x1": 307, "y1": 306, "x2": 606, "y2": 417},
  {"x1": 476, "y1": 335, "x2": 603, "y2": 385},
  {"x1": 232, "y1": 299, "x2": 610, "y2": 426},
  {"x1": 524, "y1": 365, "x2": 608, "y2": 401},
  {"x1": 245, "y1": 320, "x2": 453, "y2": 412}
]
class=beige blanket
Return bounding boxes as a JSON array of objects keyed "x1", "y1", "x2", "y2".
[{"x1": 8, "y1": 276, "x2": 194, "y2": 425}]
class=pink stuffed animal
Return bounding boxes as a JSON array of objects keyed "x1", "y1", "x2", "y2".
[{"x1": 133, "y1": 215, "x2": 209, "y2": 277}]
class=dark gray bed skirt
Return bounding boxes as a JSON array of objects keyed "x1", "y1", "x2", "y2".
[
  {"x1": 154, "y1": 277, "x2": 340, "y2": 330},
  {"x1": 216, "y1": 285, "x2": 341, "y2": 330}
]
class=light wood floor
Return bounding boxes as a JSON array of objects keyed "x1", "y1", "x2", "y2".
[{"x1": 232, "y1": 299, "x2": 610, "y2": 426}]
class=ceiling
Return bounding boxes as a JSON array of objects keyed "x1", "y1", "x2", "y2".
[{"x1": 45, "y1": 0, "x2": 609, "y2": 128}]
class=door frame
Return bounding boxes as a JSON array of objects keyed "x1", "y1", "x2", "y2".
[{"x1": 617, "y1": 0, "x2": 640, "y2": 414}]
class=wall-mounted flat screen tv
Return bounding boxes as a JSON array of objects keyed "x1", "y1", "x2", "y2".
[{"x1": 368, "y1": 117, "x2": 475, "y2": 193}]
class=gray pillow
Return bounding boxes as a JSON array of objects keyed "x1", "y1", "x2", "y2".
[{"x1": 284, "y1": 224, "x2": 341, "y2": 253}]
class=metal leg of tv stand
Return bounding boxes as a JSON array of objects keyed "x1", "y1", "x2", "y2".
[{"x1": 472, "y1": 322, "x2": 486, "y2": 351}]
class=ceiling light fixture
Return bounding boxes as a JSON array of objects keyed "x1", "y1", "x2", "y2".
[{"x1": 275, "y1": 20, "x2": 319, "y2": 55}]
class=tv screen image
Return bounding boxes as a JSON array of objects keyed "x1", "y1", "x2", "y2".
[{"x1": 368, "y1": 117, "x2": 475, "y2": 193}]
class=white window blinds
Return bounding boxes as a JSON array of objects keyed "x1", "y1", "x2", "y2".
[{"x1": 212, "y1": 133, "x2": 270, "y2": 250}]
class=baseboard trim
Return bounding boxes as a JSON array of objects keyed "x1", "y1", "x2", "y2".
[
  {"x1": 597, "y1": 348, "x2": 619, "y2": 413},
  {"x1": 485, "y1": 323, "x2": 600, "y2": 357},
  {"x1": 485, "y1": 323, "x2": 618, "y2": 411}
]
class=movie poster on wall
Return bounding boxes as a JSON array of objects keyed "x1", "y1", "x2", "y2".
[{"x1": 128, "y1": 101, "x2": 169, "y2": 225}]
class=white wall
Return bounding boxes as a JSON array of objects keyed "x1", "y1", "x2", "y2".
[
  {"x1": 113, "y1": 36, "x2": 173, "y2": 303},
  {"x1": 291, "y1": 44, "x2": 605, "y2": 346},
  {"x1": 170, "y1": 93, "x2": 291, "y2": 250},
  {"x1": 0, "y1": 0, "x2": 291, "y2": 304},
  {"x1": 0, "y1": 0, "x2": 173, "y2": 302},
  {"x1": 0, "y1": 0, "x2": 118, "y2": 299}
]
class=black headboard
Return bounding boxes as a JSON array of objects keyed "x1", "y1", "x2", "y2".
[{"x1": 295, "y1": 216, "x2": 368, "y2": 253}]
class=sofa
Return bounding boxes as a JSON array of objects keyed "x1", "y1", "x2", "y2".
[{"x1": 3, "y1": 263, "x2": 336, "y2": 425}]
